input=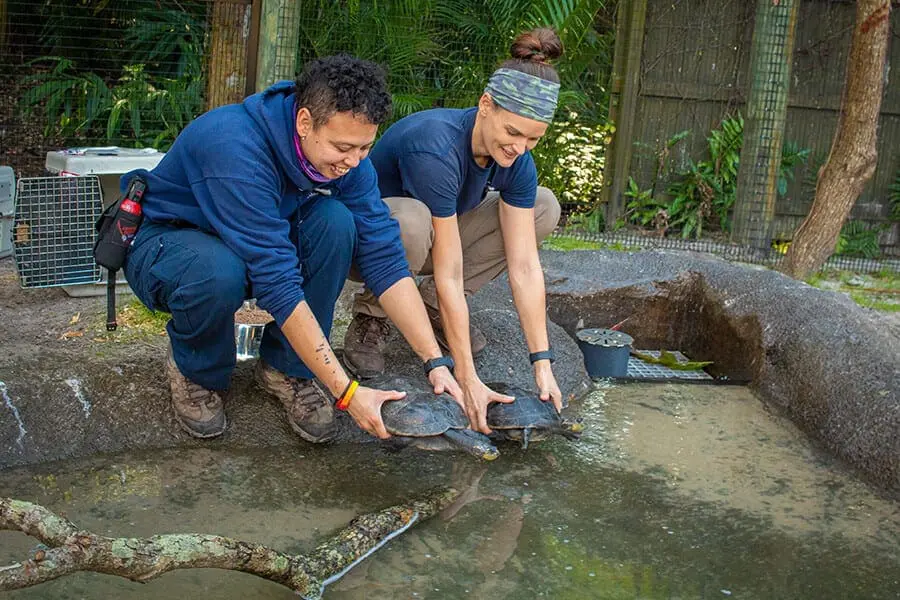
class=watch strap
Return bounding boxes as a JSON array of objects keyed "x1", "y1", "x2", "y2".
[
  {"x1": 529, "y1": 349, "x2": 555, "y2": 364},
  {"x1": 424, "y1": 355, "x2": 455, "y2": 375}
]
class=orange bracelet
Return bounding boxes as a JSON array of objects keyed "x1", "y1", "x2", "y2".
[{"x1": 336, "y1": 379, "x2": 359, "y2": 411}]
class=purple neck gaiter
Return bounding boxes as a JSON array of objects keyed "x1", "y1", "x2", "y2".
[{"x1": 293, "y1": 106, "x2": 331, "y2": 183}]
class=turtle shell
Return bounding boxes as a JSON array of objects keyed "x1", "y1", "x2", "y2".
[
  {"x1": 485, "y1": 385, "x2": 561, "y2": 431},
  {"x1": 381, "y1": 390, "x2": 468, "y2": 437}
]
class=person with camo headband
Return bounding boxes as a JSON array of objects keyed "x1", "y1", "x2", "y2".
[{"x1": 343, "y1": 27, "x2": 564, "y2": 434}]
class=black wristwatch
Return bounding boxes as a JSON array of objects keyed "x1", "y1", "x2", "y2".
[
  {"x1": 529, "y1": 348, "x2": 556, "y2": 364},
  {"x1": 424, "y1": 355, "x2": 455, "y2": 375}
]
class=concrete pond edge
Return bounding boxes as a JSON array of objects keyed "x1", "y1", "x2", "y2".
[{"x1": 0, "y1": 250, "x2": 897, "y2": 499}]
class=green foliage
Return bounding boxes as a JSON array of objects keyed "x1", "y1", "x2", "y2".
[
  {"x1": 534, "y1": 116, "x2": 614, "y2": 220},
  {"x1": 295, "y1": 0, "x2": 615, "y2": 200},
  {"x1": 779, "y1": 141, "x2": 811, "y2": 197},
  {"x1": 626, "y1": 115, "x2": 810, "y2": 239},
  {"x1": 541, "y1": 235, "x2": 603, "y2": 251},
  {"x1": 20, "y1": 58, "x2": 203, "y2": 150},
  {"x1": 623, "y1": 176, "x2": 666, "y2": 230},
  {"x1": 565, "y1": 205, "x2": 606, "y2": 232},
  {"x1": 836, "y1": 221, "x2": 882, "y2": 259},
  {"x1": 18, "y1": 57, "x2": 112, "y2": 137},
  {"x1": 17, "y1": 1, "x2": 207, "y2": 150},
  {"x1": 294, "y1": 0, "x2": 443, "y2": 121},
  {"x1": 805, "y1": 268, "x2": 900, "y2": 313},
  {"x1": 122, "y1": 5, "x2": 206, "y2": 80}
]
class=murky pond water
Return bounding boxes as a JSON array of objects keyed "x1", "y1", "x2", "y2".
[{"x1": 1, "y1": 382, "x2": 898, "y2": 599}]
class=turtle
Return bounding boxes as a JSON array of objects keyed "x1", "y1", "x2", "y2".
[
  {"x1": 485, "y1": 382, "x2": 585, "y2": 449},
  {"x1": 378, "y1": 379, "x2": 500, "y2": 461}
]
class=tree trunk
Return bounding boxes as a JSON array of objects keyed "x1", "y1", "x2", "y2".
[
  {"x1": 780, "y1": 0, "x2": 892, "y2": 279},
  {"x1": 0, "y1": 487, "x2": 458, "y2": 598}
]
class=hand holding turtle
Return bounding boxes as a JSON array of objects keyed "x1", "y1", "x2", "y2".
[
  {"x1": 534, "y1": 362, "x2": 563, "y2": 413},
  {"x1": 346, "y1": 386, "x2": 406, "y2": 439},
  {"x1": 427, "y1": 365, "x2": 464, "y2": 409},
  {"x1": 458, "y1": 376, "x2": 515, "y2": 434}
]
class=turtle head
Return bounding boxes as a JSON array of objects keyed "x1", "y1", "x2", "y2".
[
  {"x1": 480, "y1": 446, "x2": 501, "y2": 461},
  {"x1": 559, "y1": 417, "x2": 585, "y2": 439}
]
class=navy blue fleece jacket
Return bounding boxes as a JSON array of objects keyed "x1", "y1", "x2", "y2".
[{"x1": 122, "y1": 81, "x2": 410, "y2": 326}]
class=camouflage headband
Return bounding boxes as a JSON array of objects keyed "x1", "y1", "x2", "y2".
[{"x1": 484, "y1": 68, "x2": 560, "y2": 124}]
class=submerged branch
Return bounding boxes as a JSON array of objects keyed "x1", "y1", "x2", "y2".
[{"x1": 0, "y1": 486, "x2": 458, "y2": 599}]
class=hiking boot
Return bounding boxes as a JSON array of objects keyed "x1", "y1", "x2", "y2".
[
  {"x1": 166, "y1": 347, "x2": 227, "y2": 439},
  {"x1": 342, "y1": 313, "x2": 391, "y2": 378},
  {"x1": 254, "y1": 360, "x2": 336, "y2": 443},
  {"x1": 425, "y1": 304, "x2": 487, "y2": 357}
]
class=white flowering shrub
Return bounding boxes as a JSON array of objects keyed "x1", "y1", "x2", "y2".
[{"x1": 533, "y1": 112, "x2": 614, "y2": 230}]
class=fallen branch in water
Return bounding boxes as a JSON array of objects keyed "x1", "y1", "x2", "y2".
[{"x1": 0, "y1": 486, "x2": 458, "y2": 599}]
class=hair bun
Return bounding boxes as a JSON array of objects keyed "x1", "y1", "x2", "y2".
[{"x1": 510, "y1": 27, "x2": 563, "y2": 64}]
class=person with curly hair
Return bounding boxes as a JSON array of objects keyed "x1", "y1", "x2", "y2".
[
  {"x1": 344, "y1": 28, "x2": 565, "y2": 433},
  {"x1": 121, "y1": 55, "x2": 461, "y2": 442}
]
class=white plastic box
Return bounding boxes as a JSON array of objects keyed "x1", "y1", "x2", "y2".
[
  {"x1": 0, "y1": 166, "x2": 14, "y2": 259},
  {"x1": 45, "y1": 147, "x2": 165, "y2": 207}
]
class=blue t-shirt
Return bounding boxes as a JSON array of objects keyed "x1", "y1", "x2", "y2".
[{"x1": 370, "y1": 107, "x2": 538, "y2": 217}]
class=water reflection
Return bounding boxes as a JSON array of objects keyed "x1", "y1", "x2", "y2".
[{"x1": 1, "y1": 383, "x2": 898, "y2": 599}]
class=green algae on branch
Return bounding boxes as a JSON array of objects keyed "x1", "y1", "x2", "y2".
[{"x1": 0, "y1": 487, "x2": 459, "y2": 599}]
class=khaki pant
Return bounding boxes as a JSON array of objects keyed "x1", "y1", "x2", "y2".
[{"x1": 352, "y1": 186, "x2": 561, "y2": 318}]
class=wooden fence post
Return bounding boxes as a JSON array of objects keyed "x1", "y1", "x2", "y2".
[
  {"x1": 207, "y1": 0, "x2": 254, "y2": 110},
  {"x1": 601, "y1": 0, "x2": 648, "y2": 229},
  {"x1": 732, "y1": 0, "x2": 801, "y2": 250},
  {"x1": 253, "y1": 0, "x2": 299, "y2": 93}
]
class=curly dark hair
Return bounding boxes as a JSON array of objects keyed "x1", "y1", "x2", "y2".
[{"x1": 294, "y1": 55, "x2": 392, "y2": 128}]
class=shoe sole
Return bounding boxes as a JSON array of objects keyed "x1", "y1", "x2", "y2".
[
  {"x1": 341, "y1": 352, "x2": 384, "y2": 380},
  {"x1": 172, "y1": 404, "x2": 227, "y2": 439},
  {"x1": 284, "y1": 418, "x2": 336, "y2": 444}
]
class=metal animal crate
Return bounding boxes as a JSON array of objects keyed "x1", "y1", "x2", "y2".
[{"x1": 13, "y1": 176, "x2": 103, "y2": 288}]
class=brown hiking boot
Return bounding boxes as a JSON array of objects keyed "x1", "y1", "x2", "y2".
[
  {"x1": 342, "y1": 313, "x2": 391, "y2": 378},
  {"x1": 425, "y1": 304, "x2": 487, "y2": 357},
  {"x1": 166, "y1": 347, "x2": 227, "y2": 439},
  {"x1": 254, "y1": 360, "x2": 336, "y2": 443}
]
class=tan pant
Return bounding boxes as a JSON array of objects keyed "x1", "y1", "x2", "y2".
[{"x1": 353, "y1": 186, "x2": 561, "y2": 318}]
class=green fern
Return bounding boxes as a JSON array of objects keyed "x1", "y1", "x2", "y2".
[
  {"x1": 18, "y1": 57, "x2": 112, "y2": 137},
  {"x1": 836, "y1": 221, "x2": 881, "y2": 259}
]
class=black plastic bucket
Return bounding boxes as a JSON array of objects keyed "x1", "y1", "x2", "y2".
[{"x1": 576, "y1": 328, "x2": 633, "y2": 378}]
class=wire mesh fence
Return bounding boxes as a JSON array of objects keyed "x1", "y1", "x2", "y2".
[
  {"x1": 613, "y1": 0, "x2": 900, "y2": 271},
  {"x1": 0, "y1": 0, "x2": 250, "y2": 178},
  {"x1": 548, "y1": 229, "x2": 900, "y2": 275},
  {"x1": 0, "y1": 0, "x2": 897, "y2": 277},
  {"x1": 731, "y1": 0, "x2": 799, "y2": 251}
]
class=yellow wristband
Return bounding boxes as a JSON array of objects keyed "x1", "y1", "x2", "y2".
[{"x1": 336, "y1": 380, "x2": 358, "y2": 411}]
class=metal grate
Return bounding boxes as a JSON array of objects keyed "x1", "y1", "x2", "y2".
[
  {"x1": 13, "y1": 176, "x2": 102, "y2": 288},
  {"x1": 626, "y1": 350, "x2": 714, "y2": 382}
]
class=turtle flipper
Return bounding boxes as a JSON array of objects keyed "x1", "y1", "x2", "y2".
[{"x1": 522, "y1": 427, "x2": 531, "y2": 450}]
